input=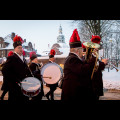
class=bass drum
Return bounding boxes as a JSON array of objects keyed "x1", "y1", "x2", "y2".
[
  {"x1": 41, "y1": 62, "x2": 63, "y2": 85},
  {"x1": 21, "y1": 77, "x2": 41, "y2": 98}
]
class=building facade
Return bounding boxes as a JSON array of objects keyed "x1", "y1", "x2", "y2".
[
  {"x1": 51, "y1": 25, "x2": 69, "y2": 55},
  {"x1": 0, "y1": 32, "x2": 39, "y2": 58}
]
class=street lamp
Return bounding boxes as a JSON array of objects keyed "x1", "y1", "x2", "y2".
[{"x1": 109, "y1": 39, "x2": 113, "y2": 63}]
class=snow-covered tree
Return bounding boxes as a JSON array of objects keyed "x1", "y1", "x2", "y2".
[{"x1": 73, "y1": 20, "x2": 120, "y2": 66}]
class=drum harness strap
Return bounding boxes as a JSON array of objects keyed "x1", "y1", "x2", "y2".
[
  {"x1": 28, "y1": 67, "x2": 35, "y2": 77},
  {"x1": 16, "y1": 66, "x2": 35, "y2": 87}
]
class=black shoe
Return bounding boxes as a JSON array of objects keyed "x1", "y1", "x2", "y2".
[{"x1": 45, "y1": 94, "x2": 50, "y2": 100}]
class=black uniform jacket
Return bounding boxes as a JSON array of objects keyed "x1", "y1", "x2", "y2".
[
  {"x1": 92, "y1": 60, "x2": 105, "y2": 97},
  {"x1": 29, "y1": 62, "x2": 42, "y2": 81},
  {"x1": 29, "y1": 62, "x2": 44, "y2": 97},
  {"x1": 61, "y1": 53, "x2": 96, "y2": 101},
  {"x1": 1, "y1": 53, "x2": 32, "y2": 101}
]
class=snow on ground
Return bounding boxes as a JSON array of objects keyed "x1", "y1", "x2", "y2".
[{"x1": 103, "y1": 67, "x2": 120, "y2": 90}]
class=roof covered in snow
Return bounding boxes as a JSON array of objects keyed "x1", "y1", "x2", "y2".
[
  {"x1": 0, "y1": 33, "x2": 38, "y2": 56},
  {"x1": 0, "y1": 34, "x2": 14, "y2": 50},
  {"x1": 4, "y1": 34, "x2": 12, "y2": 43}
]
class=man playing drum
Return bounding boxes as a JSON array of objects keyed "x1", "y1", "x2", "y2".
[
  {"x1": 45, "y1": 49, "x2": 58, "y2": 100},
  {"x1": 1, "y1": 35, "x2": 32, "y2": 101},
  {"x1": 28, "y1": 51, "x2": 44, "y2": 101}
]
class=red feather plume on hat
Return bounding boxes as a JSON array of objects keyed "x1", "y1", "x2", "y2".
[
  {"x1": 82, "y1": 42, "x2": 86, "y2": 49},
  {"x1": 91, "y1": 35, "x2": 101, "y2": 44},
  {"x1": 69, "y1": 29, "x2": 80, "y2": 43},
  {"x1": 29, "y1": 51, "x2": 36, "y2": 59},
  {"x1": 50, "y1": 49, "x2": 56, "y2": 55},
  {"x1": 8, "y1": 51, "x2": 14, "y2": 57},
  {"x1": 13, "y1": 35, "x2": 24, "y2": 44}
]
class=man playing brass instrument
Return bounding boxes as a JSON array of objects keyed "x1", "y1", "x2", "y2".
[
  {"x1": 61, "y1": 29, "x2": 100, "y2": 101},
  {"x1": 83, "y1": 35, "x2": 108, "y2": 100}
]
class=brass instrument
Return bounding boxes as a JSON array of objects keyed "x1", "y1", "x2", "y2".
[
  {"x1": 91, "y1": 51, "x2": 99, "y2": 79},
  {"x1": 83, "y1": 41, "x2": 100, "y2": 80},
  {"x1": 85, "y1": 47, "x2": 94, "y2": 63},
  {"x1": 0, "y1": 64, "x2": 2, "y2": 71}
]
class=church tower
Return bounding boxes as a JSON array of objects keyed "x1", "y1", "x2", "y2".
[
  {"x1": 57, "y1": 25, "x2": 65, "y2": 43},
  {"x1": 41, "y1": 24, "x2": 69, "y2": 56}
]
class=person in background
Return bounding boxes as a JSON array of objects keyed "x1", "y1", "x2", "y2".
[
  {"x1": 45, "y1": 49, "x2": 58, "y2": 100},
  {"x1": 87, "y1": 35, "x2": 108, "y2": 100},
  {"x1": 29, "y1": 51, "x2": 44, "y2": 101},
  {"x1": 0, "y1": 51, "x2": 14, "y2": 100}
]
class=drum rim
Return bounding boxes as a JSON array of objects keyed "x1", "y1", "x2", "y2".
[
  {"x1": 41, "y1": 62, "x2": 63, "y2": 85},
  {"x1": 21, "y1": 88, "x2": 41, "y2": 97}
]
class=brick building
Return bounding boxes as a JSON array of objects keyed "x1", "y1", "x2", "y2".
[{"x1": 0, "y1": 32, "x2": 40, "y2": 58}]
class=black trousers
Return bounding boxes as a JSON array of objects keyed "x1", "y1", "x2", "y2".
[
  {"x1": 0, "y1": 90, "x2": 8, "y2": 100},
  {"x1": 31, "y1": 83, "x2": 44, "y2": 101},
  {"x1": 46, "y1": 84, "x2": 58, "y2": 100},
  {"x1": 8, "y1": 84, "x2": 29, "y2": 102}
]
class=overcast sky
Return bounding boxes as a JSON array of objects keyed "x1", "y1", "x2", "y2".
[{"x1": 0, "y1": 20, "x2": 78, "y2": 53}]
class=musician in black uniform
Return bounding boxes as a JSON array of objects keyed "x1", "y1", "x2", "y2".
[
  {"x1": 29, "y1": 52, "x2": 44, "y2": 101},
  {"x1": 1, "y1": 35, "x2": 32, "y2": 101},
  {"x1": 61, "y1": 29, "x2": 98, "y2": 101},
  {"x1": 84, "y1": 35, "x2": 108, "y2": 100},
  {"x1": 0, "y1": 51, "x2": 14, "y2": 100},
  {"x1": 45, "y1": 49, "x2": 58, "y2": 100}
]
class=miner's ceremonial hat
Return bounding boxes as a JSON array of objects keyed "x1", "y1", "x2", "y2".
[
  {"x1": 49, "y1": 49, "x2": 56, "y2": 58},
  {"x1": 69, "y1": 29, "x2": 82, "y2": 48},
  {"x1": 13, "y1": 35, "x2": 23, "y2": 48}
]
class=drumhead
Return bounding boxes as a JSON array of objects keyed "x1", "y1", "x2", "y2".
[
  {"x1": 41, "y1": 63, "x2": 63, "y2": 84},
  {"x1": 21, "y1": 77, "x2": 41, "y2": 92}
]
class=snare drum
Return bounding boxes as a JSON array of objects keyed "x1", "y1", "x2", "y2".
[
  {"x1": 41, "y1": 63, "x2": 63, "y2": 85},
  {"x1": 21, "y1": 77, "x2": 41, "y2": 97}
]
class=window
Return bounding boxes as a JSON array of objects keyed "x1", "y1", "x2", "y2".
[{"x1": 1, "y1": 51, "x2": 3, "y2": 57}]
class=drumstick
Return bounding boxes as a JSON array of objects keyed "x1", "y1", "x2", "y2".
[
  {"x1": 42, "y1": 76, "x2": 52, "y2": 79},
  {"x1": 21, "y1": 82, "x2": 33, "y2": 84}
]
